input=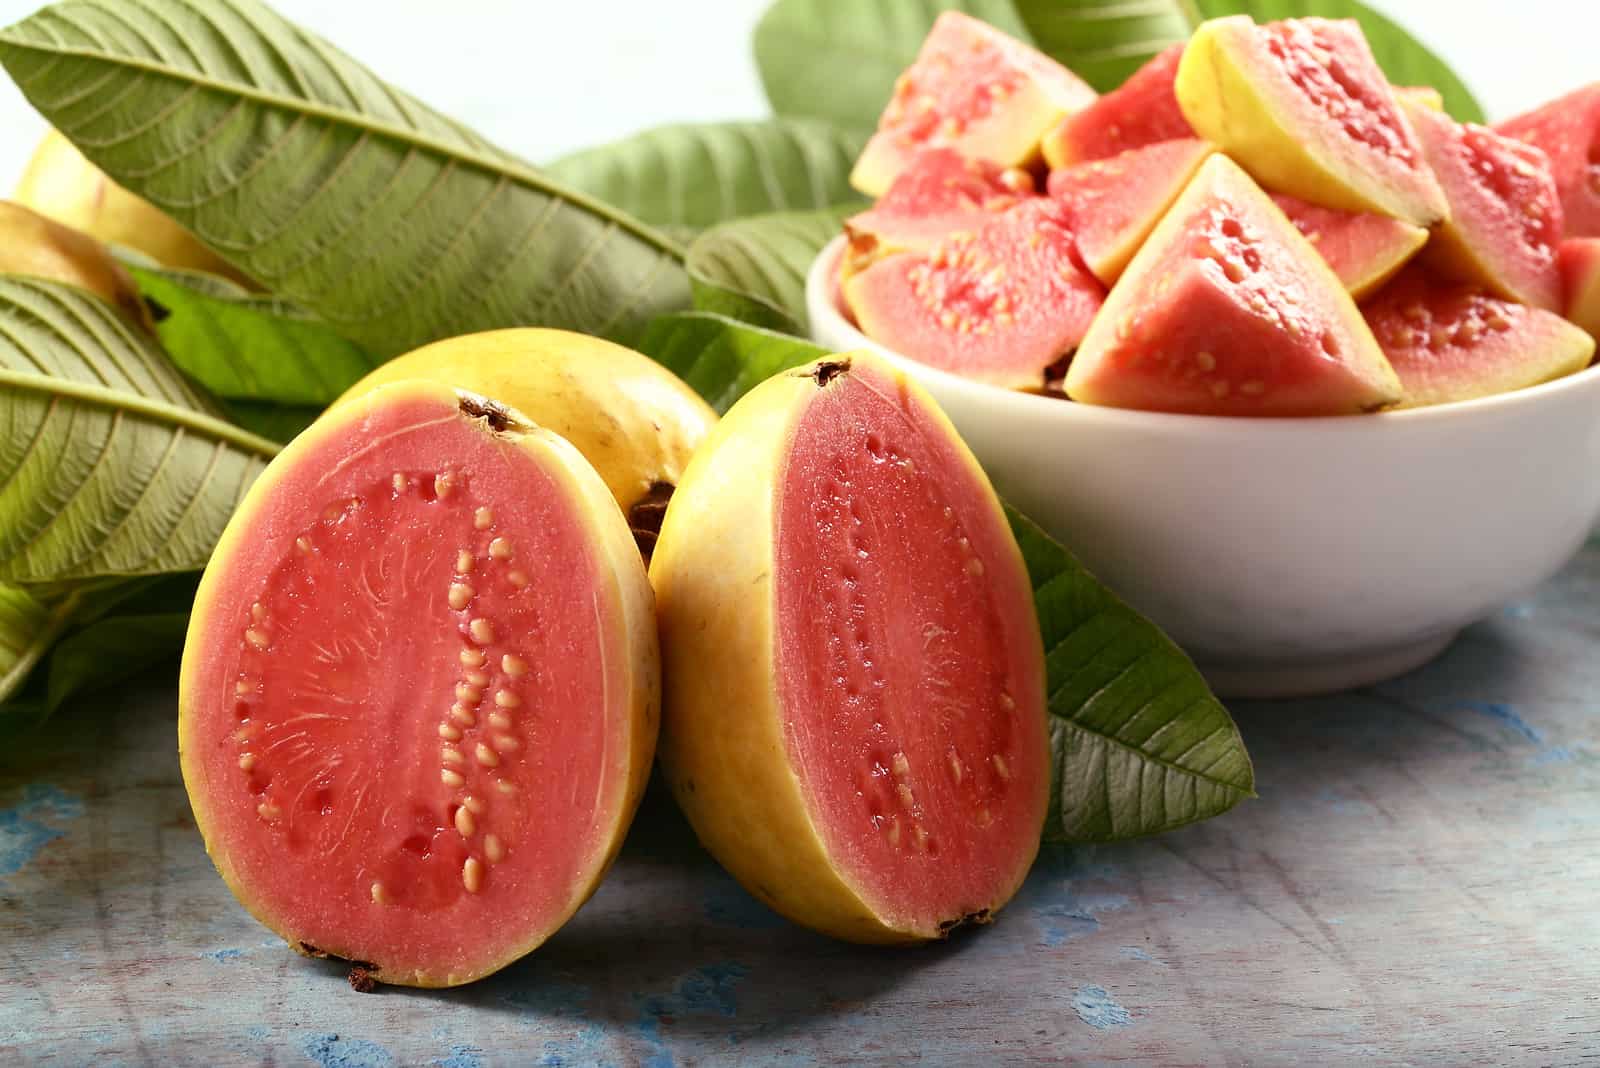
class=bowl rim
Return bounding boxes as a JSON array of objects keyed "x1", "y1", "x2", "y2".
[{"x1": 806, "y1": 235, "x2": 1600, "y2": 433}]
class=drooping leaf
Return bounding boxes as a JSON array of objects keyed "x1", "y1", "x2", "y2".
[
  {"x1": 548, "y1": 119, "x2": 870, "y2": 234},
  {"x1": 639, "y1": 312, "x2": 828, "y2": 414},
  {"x1": 0, "y1": 584, "x2": 56, "y2": 705},
  {"x1": 1009, "y1": 0, "x2": 1192, "y2": 91},
  {"x1": 0, "y1": 277, "x2": 279, "y2": 584},
  {"x1": 1006, "y1": 507, "x2": 1254, "y2": 841},
  {"x1": 43, "y1": 612, "x2": 190, "y2": 714},
  {"x1": 0, "y1": 0, "x2": 690, "y2": 355},
  {"x1": 687, "y1": 207, "x2": 859, "y2": 334}
]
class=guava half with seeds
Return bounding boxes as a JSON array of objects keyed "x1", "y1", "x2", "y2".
[
  {"x1": 1496, "y1": 83, "x2": 1600, "y2": 240},
  {"x1": 0, "y1": 200, "x2": 151, "y2": 328},
  {"x1": 1405, "y1": 100, "x2": 1563, "y2": 311},
  {"x1": 179, "y1": 380, "x2": 658, "y2": 988},
  {"x1": 1272, "y1": 193, "x2": 1427, "y2": 300},
  {"x1": 1560, "y1": 238, "x2": 1600, "y2": 338},
  {"x1": 651, "y1": 351, "x2": 1047, "y2": 944},
  {"x1": 1040, "y1": 44, "x2": 1193, "y2": 169},
  {"x1": 844, "y1": 197, "x2": 1104, "y2": 389},
  {"x1": 850, "y1": 12, "x2": 1096, "y2": 197},
  {"x1": 335, "y1": 329, "x2": 716, "y2": 559},
  {"x1": 1047, "y1": 138, "x2": 1215, "y2": 286},
  {"x1": 1364, "y1": 265, "x2": 1593, "y2": 408},
  {"x1": 1066, "y1": 154, "x2": 1401, "y2": 415},
  {"x1": 1176, "y1": 16, "x2": 1448, "y2": 226}
]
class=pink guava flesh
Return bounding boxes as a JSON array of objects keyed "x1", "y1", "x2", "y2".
[
  {"x1": 184, "y1": 394, "x2": 631, "y2": 981},
  {"x1": 845, "y1": 148, "x2": 1033, "y2": 266},
  {"x1": 773, "y1": 360, "x2": 1046, "y2": 931},
  {"x1": 1497, "y1": 83, "x2": 1600, "y2": 239},
  {"x1": 1272, "y1": 193, "x2": 1426, "y2": 299},
  {"x1": 1560, "y1": 237, "x2": 1600, "y2": 337},
  {"x1": 1041, "y1": 44, "x2": 1193, "y2": 166}
]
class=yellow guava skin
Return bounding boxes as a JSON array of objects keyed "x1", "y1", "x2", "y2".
[
  {"x1": 178, "y1": 380, "x2": 660, "y2": 987},
  {"x1": 0, "y1": 199, "x2": 151, "y2": 328}
]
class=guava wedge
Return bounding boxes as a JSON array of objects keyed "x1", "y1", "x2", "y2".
[
  {"x1": 1272, "y1": 193, "x2": 1427, "y2": 300},
  {"x1": 335, "y1": 329, "x2": 716, "y2": 559},
  {"x1": 650, "y1": 352, "x2": 1047, "y2": 943},
  {"x1": 1176, "y1": 16, "x2": 1448, "y2": 226},
  {"x1": 1363, "y1": 265, "x2": 1594, "y2": 408},
  {"x1": 1047, "y1": 138, "x2": 1216, "y2": 286},
  {"x1": 0, "y1": 200, "x2": 151, "y2": 328},
  {"x1": 1066, "y1": 154, "x2": 1401, "y2": 415},
  {"x1": 1560, "y1": 238, "x2": 1600, "y2": 338},
  {"x1": 844, "y1": 197, "x2": 1104, "y2": 388},
  {"x1": 850, "y1": 12, "x2": 1097, "y2": 197},
  {"x1": 1496, "y1": 83, "x2": 1600, "y2": 240},
  {"x1": 1040, "y1": 44, "x2": 1194, "y2": 168},
  {"x1": 179, "y1": 381, "x2": 659, "y2": 988},
  {"x1": 1404, "y1": 100, "x2": 1563, "y2": 311}
]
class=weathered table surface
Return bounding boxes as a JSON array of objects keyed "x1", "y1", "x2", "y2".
[{"x1": 5, "y1": 536, "x2": 1600, "y2": 1067}]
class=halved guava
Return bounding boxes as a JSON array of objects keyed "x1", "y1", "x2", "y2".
[
  {"x1": 1560, "y1": 238, "x2": 1600, "y2": 338},
  {"x1": 1047, "y1": 138, "x2": 1216, "y2": 285},
  {"x1": 1176, "y1": 16, "x2": 1448, "y2": 226},
  {"x1": 1040, "y1": 44, "x2": 1194, "y2": 168},
  {"x1": 651, "y1": 352, "x2": 1047, "y2": 943},
  {"x1": 1363, "y1": 265, "x2": 1594, "y2": 408},
  {"x1": 843, "y1": 148, "x2": 1033, "y2": 278},
  {"x1": 1066, "y1": 154, "x2": 1401, "y2": 415},
  {"x1": 1404, "y1": 100, "x2": 1562, "y2": 311},
  {"x1": 179, "y1": 381, "x2": 659, "y2": 988},
  {"x1": 850, "y1": 12, "x2": 1096, "y2": 197},
  {"x1": 844, "y1": 197, "x2": 1104, "y2": 388},
  {"x1": 1497, "y1": 83, "x2": 1600, "y2": 239},
  {"x1": 1272, "y1": 193, "x2": 1427, "y2": 300}
]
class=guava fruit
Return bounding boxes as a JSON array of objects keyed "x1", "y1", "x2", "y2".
[
  {"x1": 844, "y1": 197, "x2": 1104, "y2": 388},
  {"x1": 1066, "y1": 154, "x2": 1401, "y2": 415},
  {"x1": 0, "y1": 200, "x2": 151, "y2": 327},
  {"x1": 850, "y1": 12, "x2": 1097, "y2": 197},
  {"x1": 1402, "y1": 101, "x2": 1563, "y2": 311},
  {"x1": 650, "y1": 351, "x2": 1047, "y2": 943},
  {"x1": 15, "y1": 130, "x2": 255, "y2": 287},
  {"x1": 1176, "y1": 16, "x2": 1448, "y2": 226},
  {"x1": 1560, "y1": 238, "x2": 1600, "y2": 338},
  {"x1": 1047, "y1": 138, "x2": 1216, "y2": 286},
  {"x1": 1040, "y1": 44, "x2": 1194, "y2": 168},
  {"x1": 1363, "y1": 265, "x2": 1594, "y2": 408},
  {"x1": 335, "y1": 329, "x2": 716, "y2": 558},
  {"x1": 1496, "y1": 83, "x2": 1600, "y2": 239},
  {"x1": 179, "y1": 380, "x2": 659, "y2": 987},
  {"x1": 843, "y1": 148, "x2": 1034, "y2": 277},
  {"x1": 1272, "y1": 193, "x2": 1427, "y2": 300}
]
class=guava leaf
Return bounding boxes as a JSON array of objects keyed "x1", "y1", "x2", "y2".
[
  {"x1": 1008, "y1": 0, "x2": 1192, "y2": 91},
  {"x1": 0, "y1": 277, "x2": 279, "y2": 585},
  {"x1": 42, "y1": 612, "x2": 190, "y2": 714},
  {"x1": 1006, "y1": 507, "x2": 1254, "y2": 841},
  {"x1": 0, "y1": 585, "x2": 56, "y2": 707},
  {"x1": 548, "y1": 120, "x2": 870, "y2": 235},
  {"x1": 688, "y1": 207, "x2": 860, "y2": 334},
  {"x1": 0, "y1": 0, "x2": 690, "y2": 356},
  {"x1": 639, "y1": 312, "x2": 829, "y2": 415}
]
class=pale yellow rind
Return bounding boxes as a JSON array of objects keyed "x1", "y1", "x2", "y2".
[
  {"x1": 178, "y1": 379, "x2": 659, "y2": 988},
  {"x1": 1342, "y1": 221, "x2": 1429, "y2": 301}
]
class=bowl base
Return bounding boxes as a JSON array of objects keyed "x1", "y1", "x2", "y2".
[{"x1": 1197, "y1": 631, "x2": 1460, "y2": 699}]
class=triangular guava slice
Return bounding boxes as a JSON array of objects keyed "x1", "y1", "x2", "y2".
[
  {"x1": 1065, "y1": 154, "x2": 1401, "y2": 415},
  {"x1": 1175, "y1": 16, "x2": 1448, "y2": 226},
  {"x1": 1497, "y1": 83, "x2": 1600, "y2": 240},
  {"x1": 1040, "y1": 44, "x2": 1194, "y2": 168},
  {"x1": 1273, "y1": 193, "x2": 1427, "y2": 300},
  {"x1": 1561, "y1": 237, "x2": 1600, "y2": 338}
]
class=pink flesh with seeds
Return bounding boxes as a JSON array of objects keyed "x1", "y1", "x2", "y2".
[
  {"x1": 1497, "y1": 84, "x2": 1600, "y2": 239},
  {"x1": 773, "y1": 361, "x2": 1046, "y2": 932},
  {"x1": 185, "y1": 393, "x2": 628, "y2": 981},
  {"x1": 1042, "y1": 43, "x2": 1192, "y2": 166},
  {"x1": 1273, "y1": 193, "x2": 1426, "y2": 299}
]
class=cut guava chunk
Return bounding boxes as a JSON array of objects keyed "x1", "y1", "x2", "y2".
[
  {"x1": 1040, "y1": 44, "x2": 1194, "y2": 168},
  {"x1": 1405, "y1": 100, "x2": 1563, "y2": 311},
  {"x1": 651, "y1": 352, "x2": 1047, "y2": 943},
  {"x1": 1047, "y1": 138, "x2": 1216, "y2": 286},
  {"x1": 1066, "y1": 153, "x2": 1401, "y2": 415},
  {"x1": 1560, "y1": 237, "x2": 1600, "y2": 338},
  {"x1": 844, "y1": 197, "x2": 1105, "y2": 388},
  {"x1": 179, "y1": 381, "x2": 658, "y2": 988},
  {"x1": 1272, "y1": 193, "x2": 1427, "y2": 300},
  {"x1": 1364, "y1": 265, "x2": 1594, "y2": 408},
  {"x1": 850, "y1": 12, "x2": 1097, "y2": 197},
  {"x1": 1497, "y1": 83, "x2": 1600, "y2": 239},
  {"x1": 1176, "y1": 16, "x2": 1448, "y2": 226}
]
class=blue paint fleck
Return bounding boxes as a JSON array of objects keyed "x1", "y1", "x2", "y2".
[
  {"x1": 0, "y1": 785, "x2": 85, "y2": 877},
  {"x1": 497, "y1": 973, "x2": 609, "y2": 1066},
  {"x1": 634, "y1": 963, "x2": 750, "y2": 1068},
  {"x1": 432, "y1": 1045, "x2": 485, "y2": 1068},
  {"x1": 204, "y1": 948, "x2": 244, "y2": 962},
  {"x1": 1533, "y1": 745, "x2": 1580, "y2": 766},
  {"x1": 702, "y1": 871, "x2": 786, "y2": 930},
  {"x1": 1462, "y1": 702, "x2": 1545, "y2": 745},
  {"x1": 246, "y1": 1027, "x2": 269, "y2": 1041},
  {"x1": 1017, "y1": 844, "x2": 1131, "y2": 948},
  {"x1": 1072, "y1": 984, "x2": 1133, "y2": 1031},
  {"x1": 1118, "y1": 946, "x2": 1161, "y2": 964},
  {"x1": 303, "y1": 1033, "x2": 395, "y2": 1068}
]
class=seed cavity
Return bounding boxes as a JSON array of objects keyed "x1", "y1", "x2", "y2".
[
  {"x1": 250, "y1": 602, "x2": 266, "y2": 623},
  {"x1": 459, "y1": 647, "x2": 486, "y2": 668},
  {"x1": 448, "y1": 583, "x2": 475, "y2": 610},
  {"x1": 892, "y1": 752, "x2": 911, "y2": 779},
  {"x1": 992, "y1": 754, "x2": 1012, "y2": 781},
  {"x1": 455, "y1": 682, "x2": 483, "y2": 705},
  {"x1": 495, "y1": 780, "x2": 517, "y2": 795},
  {"x1": 462, "y1": 857, "x2": 484, "y2": 893},
  {"x1": 370, "y1": 882, "x2": 387, "y2": 905},
  {"x1": 474, "y1": 743, "x2": 500, "y2": 767},
  {"x1": 295, "y1": 536, "x2": 313, "y2": 554},
  {"x1": 488, "y1": 711, "x2": 513, "y2": 730},
  {"x1": 966, "y1": 558, "x2": 985, "y2": 578},
  {"x1": 435, "y1": 471, "x2": 455, "y2": 498},
  {"x1": 466, "y1": 670, "x2": 490, "y2": 688},
  {"x1": 507, "y1": 570, "x2": 529, "y2": 588},
  {"x1": 455, "y1": 550, "x2": 474, "y2": 574},
  {"x1": 489, "y1": 537, "x2": 512, "y2": 560},
  {"x1": 441, "y1": 768, "x2": 465, "y2": 788},
  {"x1": 257, "y1": 802, "x2": 281, "y2": 821},
  {"x1": 442, "y1": 746, "x2": 464, "y2": 764},
  {"x1": 502, "y1": 654, "x2": 527, "y2": 677},
  {"x1": 493, "y1": 735, "x2": 520, "y2": 753},
  {"x1": 897, "y1": 783, "x2": 915, "y2": 809},
  {"x1": 494, "y1": 689, "x2": 520, "y2": 709},
  {"x1": 450, "y1": 704, "x2": 477, "y2": 726},
  {"x1": 245, "y1": 628, "x2": 270, "y2": 651},
  {"x1": 998, "y1": 692, "x2": 1015, "y2": 712},
  {"x1": 462, "y1": 795, "x2": 485, "y2": 815},
  {"x1": 947, "y1": 752, "x2": 965, "y2": 785},
  {"x1": 474, "y1": 507, "x2": 494, "y2": 530},
  {"x1": 454, "y1": 806, "x2": 476, "y2": 838},
  {"x1": 234, "y1": 679, "x2": 254, "y2": 696},
  {"x1": 438, "y1": 722, "x2": 463, "y2": 742},
  {"x1": 484, "y1": 834, "x2": 505, "y2": 863},
  {"x1": 392, "y1": 472, "x2": 407, "y2": 493},
  {"x1": 470, "y1": 618, "x2": 495, "y2": 644},
  {"x1": 238, "y1": 753, "x2": 256, "y2": 772}
]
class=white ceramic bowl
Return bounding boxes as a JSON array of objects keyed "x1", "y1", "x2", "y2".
[{"x1": 808, "y1": 237, "x2": 1600, "y2": 697}]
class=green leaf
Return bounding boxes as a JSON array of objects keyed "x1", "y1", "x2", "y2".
[
  {"x1": 0, "y1": 0, "x2": 690, "y2": 355},
  {"x1": 754, "y1": 0, "x2": 1033, "y2": 129},
  {"x1": 687, "y1": 207, "x2": 859, "y2": 334},
  {"x1": 0, "y1": 277, "x2": 279, "y2": 585},
  {"x1": 639, "y1": 312, "x2": 829, "y2": 415},
  {"x1": 1006, "y1": 507, "x2": 1254, "y2": 841},
  {"x1": 1010, "y1": 0, "x2": 1192, "y2": 92},
  {"x1": 548, "y1": 119, "x2": 871, "y2": 234},
  {"x1": 0, "y1": 585, "x2": 58, "y2": 705},
  {"x1": 43, "y1": 612, "x2": 190, "y2": 714}
]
